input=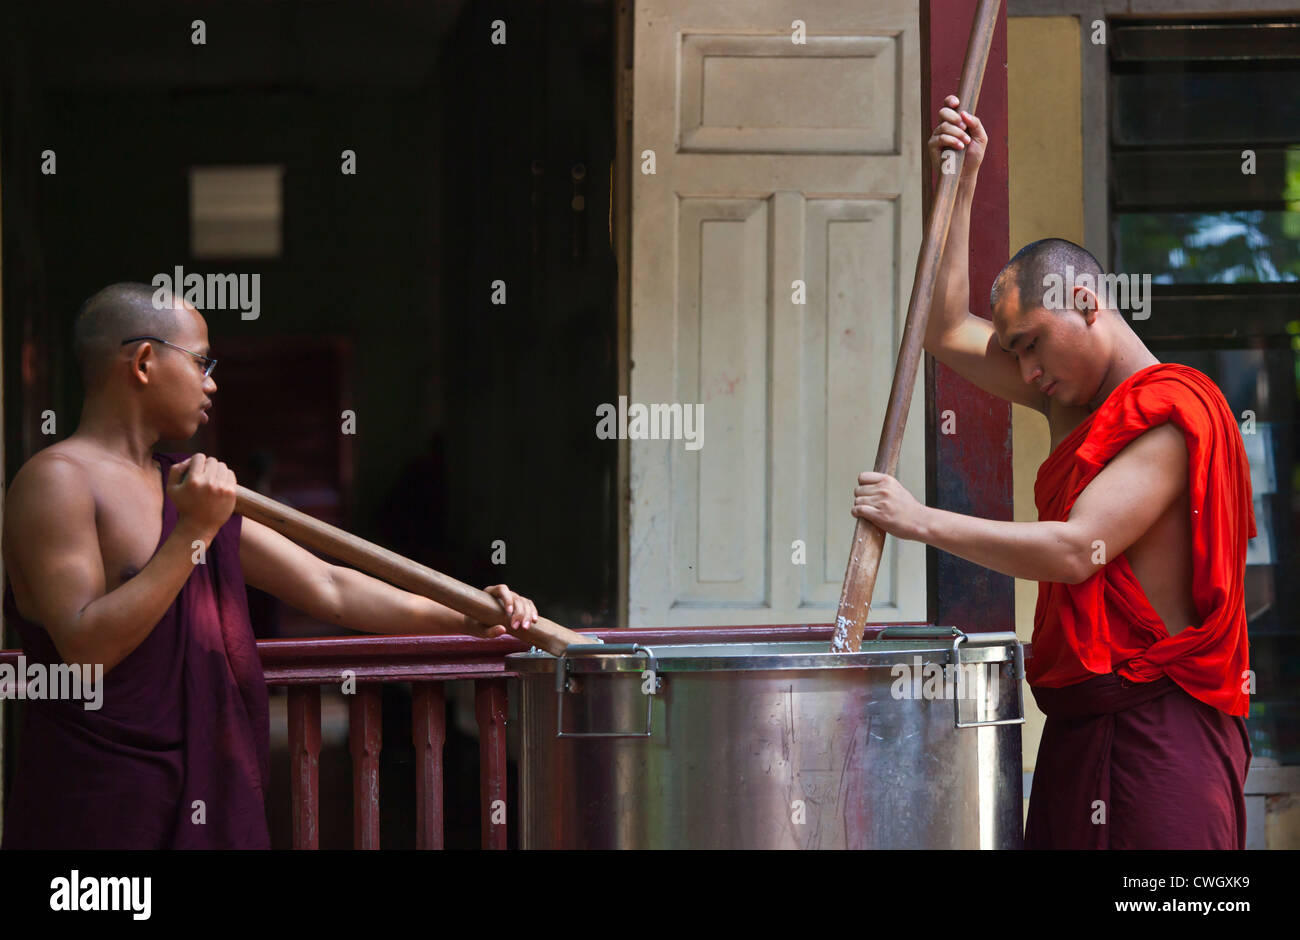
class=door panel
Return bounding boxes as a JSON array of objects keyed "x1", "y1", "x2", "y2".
[{"x1": 630, "y1": 0, "x2": 923, "y2": 626}]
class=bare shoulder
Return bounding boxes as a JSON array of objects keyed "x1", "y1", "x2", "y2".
[
  {"x1": 1129, "y1": 421, "x2": 1189, "y2": 464},
  {"x1": 4, "y1": 447, "x2": 97, "y2": 549},
  {"x1": 1096, "y1": 421, "x2": 1189, "y2": 488},
  {"x1": 9, "y1": 445, "x2": 95, "y2": 505}
]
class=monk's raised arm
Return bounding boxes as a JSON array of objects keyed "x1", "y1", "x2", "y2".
[
  {"x1": 922, "y1": 97, "x2": 1046, "y2": 414},
  {"x1": 1063, "y1": 422, "x2": 1188, "y2": 581},
  {"x1": 3, "y1": 455, "x2": 224, "y2": 673}
]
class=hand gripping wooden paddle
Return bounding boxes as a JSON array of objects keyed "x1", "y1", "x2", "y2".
[
  {"x1": 234, "y1": 485, "x2": 600, "y2": 656},
  {"x1": 831, "y1": 0, "x2": 1002, "y2": 653}
]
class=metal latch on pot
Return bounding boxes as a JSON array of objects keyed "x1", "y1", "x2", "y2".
[
  {"x1": 555, "y1": 643, "x2": 660, "y2": 739},
  {"x1": 876, "y1": 626, "x2": 1025, "y2": 729}
]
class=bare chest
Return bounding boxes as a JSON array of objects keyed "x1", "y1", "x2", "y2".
[
  {"x1": 92, "y1": 465, "x2": 166, "y2": 586},
  {"x1": 1124, "y1": 490, "x2": 1197, "y2": 635}
]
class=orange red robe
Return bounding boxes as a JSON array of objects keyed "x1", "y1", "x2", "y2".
[{"x1": 1025, "y1": 363, "x2": 1255, "y2": 849}]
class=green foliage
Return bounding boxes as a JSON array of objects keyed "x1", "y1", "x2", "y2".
[
  {"x1": 1118, "y1": 210, "x2": 1300, "y2": 284},
  {"x1": 1118, "y1": 148, "x2": 1300, "y2": 283}
]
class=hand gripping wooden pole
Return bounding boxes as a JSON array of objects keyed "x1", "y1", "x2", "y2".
[
  {"x1": 831, "y1": 0, "x2": 1002, "y2": 653},
  {"x1": 235, "y1": 486, "x2": 600, "y2": 656}
]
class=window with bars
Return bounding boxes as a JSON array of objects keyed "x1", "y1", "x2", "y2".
[{"x1": 1110, "y1": 17, "x2": 1300, "y2": 764}]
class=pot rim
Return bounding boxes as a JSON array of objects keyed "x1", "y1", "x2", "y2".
[{"x1": 508, "y1": 635, "x2": 1020, "y2": 675}]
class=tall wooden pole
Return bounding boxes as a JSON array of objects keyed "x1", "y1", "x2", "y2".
[{"x1": 831, "y1": 0, "x2": 1003, "y2": 653}]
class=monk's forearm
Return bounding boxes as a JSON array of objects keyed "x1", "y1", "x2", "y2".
[
  {"x1": 918, "y1": 507, "x2": 1084, "y2": 584},
  {"x1": 328, "y1": 565, "x2": 467, "y2": 636},
  {"x1": 930, "y1": 180, "x2": 977, "y2": 332},
  {"x1": 70, "y1": 521, "x2": 218, "y2": 672}
]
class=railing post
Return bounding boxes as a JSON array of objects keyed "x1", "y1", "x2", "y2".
[
  {"x1": 474, "y1": 678, "x2": 508, "y2": 850},
  {"x1": 412, "y1": 682, "x2": 446, "y2": 850},
  {"x1": 349, "y1": 684, "x2": 383, "y2": 849},
  {"x1": 287, "y1": 685, "x2": 322, "y2": 849}
]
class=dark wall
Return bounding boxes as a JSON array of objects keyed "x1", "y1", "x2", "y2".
[
  {"x1": 21, "y1": 87, "x2": 440, "y2": 527},
  {"x1": 1, "y1": 0, "x2": 617, "y2": 625}
]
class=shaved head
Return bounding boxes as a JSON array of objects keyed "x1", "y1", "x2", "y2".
[
  {"x1": 983, "y1": 238, "x2": 1143, "y2": 411},
  {"x1": 990, "y1": 238, "x2": 1105, "y2": 318},
  {"x1": 72, "y1": 283, "x2": 182, "y2": 390}
]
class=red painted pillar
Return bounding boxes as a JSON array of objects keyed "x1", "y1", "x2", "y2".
[
  {"x1": 921, "y1": 0, "x2": 1014, "y2": 634},
  {"x1": 412, "y1": 683, "x2": 447, "y2": 850},
  {"x1": 475, "y1": 679, "x2": 509, "y2": 850},
  {"x1": 349, "y1": 685, "x2": 383, "y2": 849},
  {"x1": 288, "y1": 685, "x2": 322, "y2": 850}
]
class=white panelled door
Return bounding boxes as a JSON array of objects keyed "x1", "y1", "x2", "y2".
[{"x1": 629, "y1": 0, "x2": 924, "y2": 627}]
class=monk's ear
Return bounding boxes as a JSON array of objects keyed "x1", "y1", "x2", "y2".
[
  {"x1": 1071, "y1": 286, "x2": 1101, "y2": 318},
  {"x1": 125, "y1": 342, "x2": 154, "y2": 384}
]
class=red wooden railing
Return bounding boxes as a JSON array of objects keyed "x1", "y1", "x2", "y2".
[
  {"x1": 10, "y1": 622, "x2": 994, "y2": 849},
  {"x1": 257, "y1": 623, "x2": 848, "y2": 849}
]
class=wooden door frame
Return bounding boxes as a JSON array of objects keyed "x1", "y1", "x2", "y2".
[
  {"x1": 614, "y1": 0, "x2": 633, "y2": 626},
  {"x1": 922, "y1": 0, "x2": 1014, "y2": 632}
]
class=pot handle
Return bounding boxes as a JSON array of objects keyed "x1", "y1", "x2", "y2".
[
  {"x1": 876, "y1": 626, "x2": 963, "y2": 639},
  {"x1": 555, "y1": 643, "x2": 660, "y2": 739},
  {"x1": 879, "y1": 627, "x2": 1025, "y2": 729},
  {"x1": 952, "y1": 633, "x2": 1026, "y2": 730}
]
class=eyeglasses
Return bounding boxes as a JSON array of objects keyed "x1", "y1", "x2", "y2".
[{"x1": 121, "y1": 336, "x2": 217, "y2": 379}]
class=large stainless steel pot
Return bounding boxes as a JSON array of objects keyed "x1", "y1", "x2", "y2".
[{"x1": 508, "y1": 627, "x2": 1024, "y2": 849}]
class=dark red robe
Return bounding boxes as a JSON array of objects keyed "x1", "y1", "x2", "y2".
[
  {"x1": 2, "y1": 451, "x2": 270, "y2": 849},
  {"x1": 1025, "y1": 363, "x2": 1254, "y2": 849}
]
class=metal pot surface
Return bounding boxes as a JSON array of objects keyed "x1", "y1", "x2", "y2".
[{"x1": 509, "y1": 627, "x2": 1024, "y2": 849}]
